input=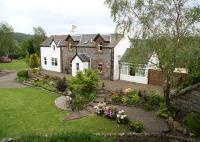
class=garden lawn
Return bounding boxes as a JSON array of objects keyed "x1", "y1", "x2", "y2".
[
  {"x1": 0, "y1": 60, "x2": 28, "y2": 71},
  {"x1": 0, "y1": 88, "x2": 128, "y2": 139}
]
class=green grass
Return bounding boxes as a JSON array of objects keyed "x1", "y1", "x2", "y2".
[
  {"x1": 0, "y1": 60, "x2": 28, "y2": 71},
  {"x1": 0, "y1": 88, "x2": 128, "y2": 139}
]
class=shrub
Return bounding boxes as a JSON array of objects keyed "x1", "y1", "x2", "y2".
[
  {"x1": 144, "y1": 92, "x2": 164, "y2": 111},
  {"x1": 156, "y1": 103, "x2": 173, "y2": 118},
  {"x1": 184, "y1": 113, "x2": 200, "y2": 136},
  {"x1": 111, "y1": 95, "x2": 122, "y2": 103},
  {"x1": 69, "y1": 69, "x2": 100, "y2": 96},
  {"x1": 71, "y1": 95, "x2": 87, "y2": 111},
  {"x1": 56, "y1": 77, "x2": 67, "y2": 92},
  {"x1": 18, "y1": 132, "x2": 113, "y2": 142},
  {"x1": 128, "y1": 94, "x2": 141, "y2": 104},
  {"x1": 17, "y1": 70, "x2": 29, "y2": 78},
  {"x1": 129, "y1": 120, "x2": 144, "y2": 133},
  {"x1": 29, "y1": 53, "x2": 40, "y2": 68}
]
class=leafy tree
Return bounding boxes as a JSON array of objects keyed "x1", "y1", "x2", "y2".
[
  {"x1": 19, "y1": 38, "x2": 35, "y2": 57},
  {"x1": 0, "y1": 23, "x2": 16, "y2": 56},
  {"x1": 29, "y1": 53, "x2": 40, "y2": 68},
  {"x1": 32, "y1": 26, "x2": 46, "y2": 54},
  {"x1": 105, "y1": 0, "x2": 200, "y2": 107}
]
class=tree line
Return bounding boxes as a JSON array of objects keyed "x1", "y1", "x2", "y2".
[{"x1": 0, "y1": 22, "x2": 46, "y2": 58}]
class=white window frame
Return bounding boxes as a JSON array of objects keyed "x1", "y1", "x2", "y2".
[
  {"x1": 44, "y1": 57, "x2": 47, "y2": 65},
  {"x1": 51, "y1": 58, "x2": 58, "y2": 66}
]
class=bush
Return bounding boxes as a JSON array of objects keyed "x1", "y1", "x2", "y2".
[
  {"x1": 17, "y1": 70, "x2": 29, "y2": 78},
  {"x1": 156, "y1": 103, "x2": 173, "y2": 118},
  {"x1": 129, "y1": 120, "x2": 144, "y2": 133},
  {"x1": 29, "y1": 53, "x2": 40, "y2": 68},
  {"x1": 56, "y1": 77, "x2": 67, "y2": 92},
  {"x1": 184, "y1": 113, "x2": 200, "y2": 136},
  {"x1": 18, "y1": 132, "x2": 113, "y2": 142},
  {"x1": 144, "y1": 92, "x2": 164, "y2": 111},
  {"x1": 69, "y1": 69, "x2": 100, "y2": 96},
  {"x1": 111, "y1": 95, "x2": 122, "y2": 103}
]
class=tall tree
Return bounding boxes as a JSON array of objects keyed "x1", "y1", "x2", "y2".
[
  {"x1": 32, "y1": 26, "x2": 46, "y2": 55},
  {"x1": 0, "y1": 23, "x2": 16, "y2": 56},
  {"x1": 105, "y1": 0, "x2": 200, "y2": 107}
]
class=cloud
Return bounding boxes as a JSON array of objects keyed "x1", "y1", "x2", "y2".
[{"x1": 0, "y1": 0, "x2": 115, "y2": 35}]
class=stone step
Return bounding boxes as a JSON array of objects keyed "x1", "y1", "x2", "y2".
[
  {"x1": 89, "y1": 102, "x2": 99, "y2": 107},
  {"x1": 65, "y1": 112, "x2": 80, "y2": 121},
  {"x1": 96, "y1": 93, "x2": 106, "y2": 98},
  {"x1": 79, "y1": 110, "x2": 90, "y2": 117},
  {"x1": 24, "y1": 80, "x2": 33, "y2": 84},
  {"x1": 23, "y1": 82, "x2": 33, "y2": 87},
  {"x1": 29, "y1": 78, "x2": 38, "y2": 81},
  {"x1": 93, "y1": 98, "x2": 105, "y2": 103},
  {"x1": 85, "y1": 106, "x2": 95, "y2": 113}
]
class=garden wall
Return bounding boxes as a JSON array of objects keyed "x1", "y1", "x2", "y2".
[
  {"x1": 102, "y1": 133, "x2": 196, "y2": 142},
  {"x1": 171, "y1": 83, "x2": 200, "y2": 115}
]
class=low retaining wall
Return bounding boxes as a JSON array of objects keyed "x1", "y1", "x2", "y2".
[
  {"x1": 101, "y1": 133, "x2": 196, "y2": 142},
  {"x1": 171, "y1": 83, "x2": 200, "y2": 115}
]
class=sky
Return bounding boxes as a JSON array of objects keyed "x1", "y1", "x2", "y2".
[{"x1": 0, "y1": 0, "x2": 116, "y2": 35}]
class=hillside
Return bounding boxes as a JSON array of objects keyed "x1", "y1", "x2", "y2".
[{"x1": 14, "y1": 32, "x2": 32, "y2": 43}]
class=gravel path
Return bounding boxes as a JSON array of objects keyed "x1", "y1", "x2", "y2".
[{"x1": 0, "y1": 72, "x2": 26, "y2": 88}]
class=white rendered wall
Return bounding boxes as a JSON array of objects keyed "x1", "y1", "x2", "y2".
[
  {"x1": 40, "y1": 41, "x2": 61, "y2": 72},
  {"x1": 147, "y1": 53, "x2": 159, "y2": 69},
  {"x1": 72, "y1": 56, "x2": 89, "y2": 76},
  {"x1": 113, "y1": 36, "x2": 131, "y2": 80},
  {"x1": 120, "y1": 74, "x2": 148, "y2": 84}
]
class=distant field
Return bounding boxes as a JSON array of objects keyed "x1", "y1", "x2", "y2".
[
  {"x1": 0, "y1": 59, "x2": 28, "y2": 71},
  {"x1": 0, "y1": 88, "x2": 128, "y2": 139}
]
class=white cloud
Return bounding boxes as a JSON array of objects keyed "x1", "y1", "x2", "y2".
[{"x1": 0, "y1": 0, "x2": 116, "y2": 35}]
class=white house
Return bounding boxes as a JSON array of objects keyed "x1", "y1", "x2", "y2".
[
  {"x1": 40, "y1": 40, "x2": 62, "y2": 72},
  {"x1": 71, "y1": 54, "x2": 90, "y2": 76},
  {"x1": 119, "y1": 48, "x2": 159, "y2": 84},
  {"x1": 40, "y1": 33, "x2": 131, "y2": 80}
]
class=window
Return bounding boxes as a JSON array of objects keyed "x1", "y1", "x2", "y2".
[
  {"x1": 53, "y1": 45, "x2": 56, "y2": 50},
  {"x1": 97, "y1": 63, "x2": 103, "y2": 73},
  {"x1": 98, "y1": 42, "x2": 103, "y2": 51},
  {"x1": 120, "y1": 65, "x2": 129, "y2": 75},
  {"x1": 76, "y1": 63, "x2": 79, "y2": 70},
  {"x1": 69, "y1": 42, "x2": 72, "y2": 50},
  {"x1": 51, "y1": 58, "x2": 58, "y2": 66},
  {"x1": 135, "y1": 67, "x2": 146, "y2": 77},
  {"x1": 44, "y1": 57, "x2": 47, "y2": 65},
  {"x1": 129, "y1": 67, "x2": 135, "y2": 76}
]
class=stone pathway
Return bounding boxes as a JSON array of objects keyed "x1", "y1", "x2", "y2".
[
  {"x1": 115, "y1": 105, "x2": 168, "y2": 133},
  {"x1": 0, "y1": 72, "x2": 26, "y2": 88}
]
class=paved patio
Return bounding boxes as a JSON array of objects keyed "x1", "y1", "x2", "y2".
[{"x1": 102, "y1": 80, "x2": 163, "y2": 95}]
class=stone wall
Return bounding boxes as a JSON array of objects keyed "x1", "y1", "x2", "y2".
[
  {"x1": 171, "y1": 83, "x2": 200, "y2": 115},
  {"x1": 101, "y1": 133, "x2": 196, "y2": 142}
]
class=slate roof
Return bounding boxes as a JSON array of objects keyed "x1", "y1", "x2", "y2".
[
  {"x1": 40, "y1": 35, "x2": 68, "y2": 47},
  {"x1": 72, "y1": 54, "x2": 90, "y2": 62},
  {"x1": 40, "y1": 34, "x2": 123, "y2": 48}
]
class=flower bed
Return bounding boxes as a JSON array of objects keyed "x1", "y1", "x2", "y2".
[
  {"x1": 111, "y1": 89, "x2": 164, "y2": 111},
  {"x1": 33, "y1": 75, "x2": 59, "y2": 92}
]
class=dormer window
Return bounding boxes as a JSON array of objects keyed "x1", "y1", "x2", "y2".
[
  {"x1": 53, "y1": 45, "x2": 56, "y2": 50},
  {"x1": 98, "y1": 42, "x2": 103, "y2": 51}
]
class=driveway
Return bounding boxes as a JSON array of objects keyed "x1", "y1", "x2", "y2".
[{"x1": 0, "y1": 72, "x2": 26, "y2": 88}]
